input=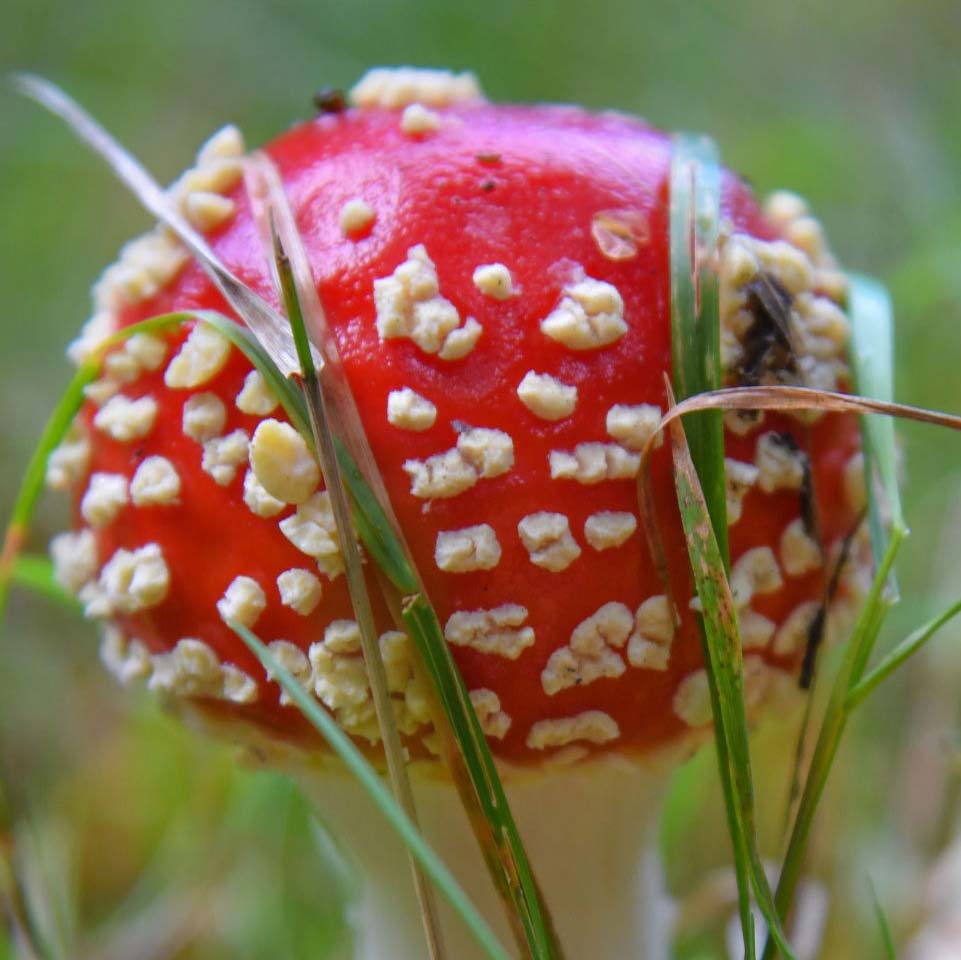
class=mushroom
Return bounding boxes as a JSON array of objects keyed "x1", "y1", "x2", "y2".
[{"x1": 45, "y1": 67, "x2": 869, "y2": 958}]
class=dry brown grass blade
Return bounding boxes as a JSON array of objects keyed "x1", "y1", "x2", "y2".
[
  {"x1": 243, "y1": 152, "x2": 402, "y2": 522},
  {"x1": 638, "y1": 383, "x2": 961, "y2": 598},
  {"x1": 635, "y1": 427, "x2": 682, "y2": 636},
  {"x1": 665, "y1": 381, "x2": 741, "y2": 647},
  {"x1": 243, "y1": 153, "x2": 559, "y2": 959},
  {"x1": 13, "y1": 74, "x2": 311, "y2": 378},
  {"x1": 244, "y1": 155, "x2": 446, "y2": 960},
  {"x1": 651, "y1": 385, "x2": 961, "y2": 434}
]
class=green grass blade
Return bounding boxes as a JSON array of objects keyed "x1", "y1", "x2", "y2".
[
  {"x1": 400, "y1": 599, "x2": 561, "y2": 958},
  {"x1": 228, "y1": 622, "x2": 512, "y2": 960},
  {"x1": 846, "y1": 594, "x2": 961, "y2": 711},
  {"x1": 669, "y1": 134, "x2": 768, "y2": 955},
  {"x1": 847, "y1": 274, "x2": 906, "y2": 573},
  {"x1": 332, "y1": 442, "x2": 417, "y2": 594},
  {"x1": 760, "y1": 527, "x2": 904, "y2": 960},
  {"x1": 269, "y1": 217, "x2": 446, "y2": 960},
  {"x1": 0, "y1": 307, "x2": 320, "y2": 637},
  {"x1": 198, "y1": 312, "x2": 311, "y2": 438},
  {"x1": 244, "y1": 154, "x2": 559, "y2": 957},
  {"x1": 10, "y1": 557, "x2": 79, "y2": 611},
  {"x1": 763, "y1": 277, "x2": 912, "y2": 957},
  {"x1": 703, "y1": 658, "x2": 758, "y2": 960},
  {"x1": 868, "y1": 879, "x2": 897, "y2": 960},
  {"x1": 0, "y1": 372, "x2": 93, "y2": 626},
  {"x1": 667, "y1": 393, "x2": 796, "y2": 960},
  {"x1": 670, "y1": 133, "x2": 729, "y2": 566},
  {"x1": 0, "y1": 311, "x2": 216, "y2": 631}
]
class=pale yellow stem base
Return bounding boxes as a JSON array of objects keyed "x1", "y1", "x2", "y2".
[{"x1": 299, "y1": 756, "x2": 673, "y2": 960}]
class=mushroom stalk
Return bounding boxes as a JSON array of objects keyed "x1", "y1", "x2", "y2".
[{"x1": 301, "y1": 756, "x2": 674, "y2": 959}]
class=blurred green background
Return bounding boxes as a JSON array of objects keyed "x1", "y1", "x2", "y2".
[{"x1": 2, "y1": 1, "x2": 960, "y2": 956}]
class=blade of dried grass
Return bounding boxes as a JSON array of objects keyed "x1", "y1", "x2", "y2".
[
  {"x1": 241, "y1": 155, "x2": 390, "y2": 507},
  {"x1": 265, "y1": 210, "x2": 445, "y2": 959},
  {"x1": 228, "y1": 622, "x2": 512, "y2": 960},
  {"x1": 9, "y1": 74, "x2": 561, "y2": 958},
  {"x1": 644, "y1": 385, "x2": 961, "y2": 436},
  {"x1": 241, "y1": 157, "x2": 412, "y2": 591},
  {"x1": 244, "y1": 155, "x2": 560, "y2": 958},
  {"x1": 13, "y1": 73, "x2": 312, "y2": 377},
  {"x1": 665, "y1": 379, "x2": 796, "y2": 959}
]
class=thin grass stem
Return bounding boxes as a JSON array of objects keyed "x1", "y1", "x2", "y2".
[
  {"x1": 10, "y1": 557, "x2": 79, "y2": 610},
  {"x1": 846, "y1": 595, "x2": 961, "y2": 711},
  {"x1": 242, "y1": 153, "x2": 559, "y2": 959},
  {"x1": 868, "y1": 879, "x2": 897, "y2": 960},
  {"x1": 760, "y1": 527, "x2": 904, "y2": 960},
  {"x1": 269, "y1": 219, "x2": 446, "y2": 960},
  {"x1": 666, "y1": 394, "x2": 797, "y2": 959},
  {"x1": 667, "y1": 135, "x2": 793, "y2": 958},
  {"x1": 669, "y1": 133, "x2": 729, "y2": 565},
  {"x1": 229, "y1": 622, "x2": 512, "y2": 960}
]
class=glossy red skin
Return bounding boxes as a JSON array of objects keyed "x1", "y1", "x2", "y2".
[{"x1": 79, "y1": 103, "x2": 862, "y2": 763}]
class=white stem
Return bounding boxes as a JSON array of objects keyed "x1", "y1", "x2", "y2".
[{"x1": 299, "y1": 757, "x2": 673, "y2": 959}]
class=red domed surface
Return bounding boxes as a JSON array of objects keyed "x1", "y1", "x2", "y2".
[{"x1": 58, "y1": 88, "x2": 864, "y2": 765}]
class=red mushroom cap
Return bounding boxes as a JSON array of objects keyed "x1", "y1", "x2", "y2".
[{"x1": 48, "y1": 68, "x2": 866, "y2": 767}]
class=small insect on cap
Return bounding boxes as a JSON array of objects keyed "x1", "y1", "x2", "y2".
[{"x1": 50, "y1": 66, "x2": 867, "y2": 768}]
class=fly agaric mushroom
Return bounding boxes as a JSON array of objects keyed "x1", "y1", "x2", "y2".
[{"x1": 44, "y1": 66, "x2": 869, "y2": 958}]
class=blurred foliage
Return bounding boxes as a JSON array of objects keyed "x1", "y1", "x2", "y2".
[{"x1": 2, "y1": 0, "x2": 961, "y2": 957}]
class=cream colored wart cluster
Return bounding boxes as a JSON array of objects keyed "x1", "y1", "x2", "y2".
[
  {"x1": 541, "y1": 596, "x2": 675, "y2": 696},
  {"x1": 96, "y1": 606, "x2": 515, "y2": 749},
  {"x1": 49, "y1": 314, "x2": 345, "y2": 612},
  {"x1": 349, "y1": 67, "x2": 484, "y2": 110},
  {"x1": 375, "y1": 245, "x2": 484, "y2": 360}
]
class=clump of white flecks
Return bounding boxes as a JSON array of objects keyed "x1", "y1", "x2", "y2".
[
  {"x1": 541, "y1": 595, "x2": 676, "y2": 697},
  {"x1": 374, "y1": 245, "x2": 483, "y2": 359},
  {"x1": 349, "y1": 66, "x2": 484, "y2": 109},
  {"x1": 444, "y1": 604, "x2": 535, "y2": 659},
  {"x1": 403, "y1": 426, "x2": 514, "y2": 499}
]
